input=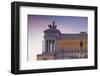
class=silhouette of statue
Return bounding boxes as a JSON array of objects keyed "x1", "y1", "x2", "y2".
[
  {"x1": 48, "y1": 24, "x2": 52, "y2": 28},
  {"x1": 48, "y1": 21, "x2": 57, "y2": 29},
  {"x1": 52, "y1": 21, "x2": 57, "y2": 29}
]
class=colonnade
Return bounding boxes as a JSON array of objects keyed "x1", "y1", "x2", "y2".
[{"x1": 45, "y1": 40, "x2": 55, "y2": 53}]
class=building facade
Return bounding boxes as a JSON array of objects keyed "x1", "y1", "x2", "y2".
[{"x1": 37, "y1": 21, "x2": 88, "y2": 60}]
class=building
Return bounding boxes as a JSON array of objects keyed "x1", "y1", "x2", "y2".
[{"x1": 37, "y1": 21, "x2": 88, "y2": 60}]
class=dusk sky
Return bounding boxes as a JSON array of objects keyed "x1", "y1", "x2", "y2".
[{"x1": 27, "y1": 15, "x2": 88, "y2": 61}]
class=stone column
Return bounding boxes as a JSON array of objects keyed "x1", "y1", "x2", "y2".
[
  {"x1": 45, "y1": 40, "x2": 47, "y2": 52},
  {"x1": 51, "y1": 40, "x2": 53, "y2": 52},
  {"x1": 54, "y1": 40, "x2": 55, "y2": 52},
  {"x1": 52, "y1": 40, "x2": 53, "y2": 52},
  {"x1": 48, "y1": 40, "x2": 50, "y2": 52},
  {"x1": 49, "y1": 40, "x2": 51, "y2": 52},
  {"x1": 46, "y1": 40, "x2": 49, "y2": 53},
  {"x1": 52, "y1": 40, "x2": 54, "y2": 52},
  {"x1": 50, "y1": 40, "x2": 52, "y2": 52}
]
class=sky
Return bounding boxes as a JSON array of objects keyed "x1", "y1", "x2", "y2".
[{"x1": 27, "y1": 15, "x2": 88, "y2": 61}]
